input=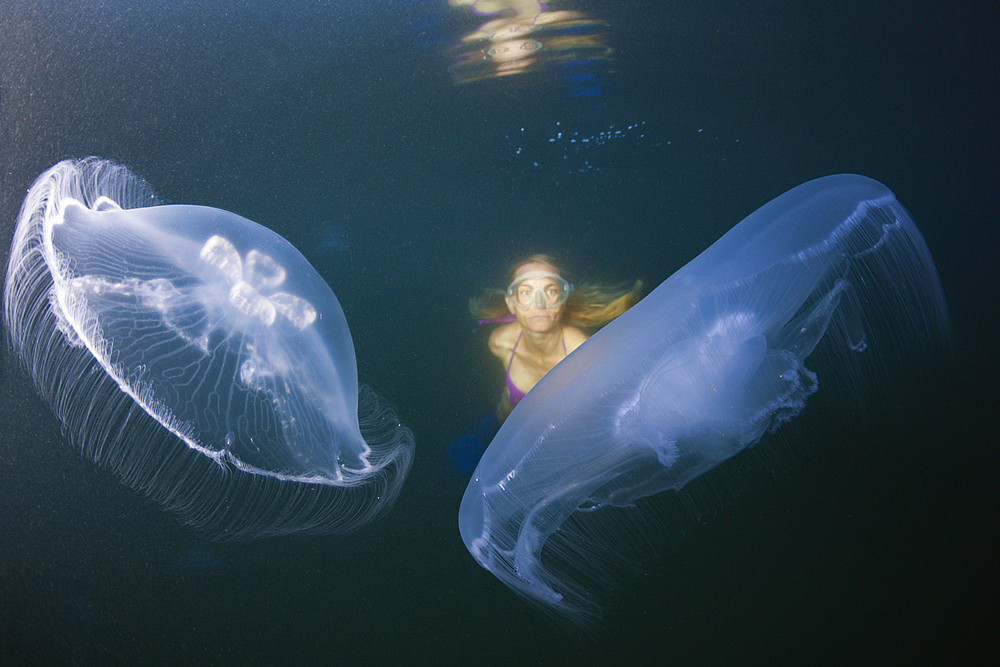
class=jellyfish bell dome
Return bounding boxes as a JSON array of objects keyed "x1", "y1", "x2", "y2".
[
  {"x1": 4, "y1": 158, "x2": 414, "y2": 539},
  {"x1": 457, "y1": 174, "x2": 950, "y2": 624}
]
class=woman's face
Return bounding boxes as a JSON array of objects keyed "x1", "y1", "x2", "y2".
[{"x1": 505, "y1": 262, "x2": 565, "y2": 333}]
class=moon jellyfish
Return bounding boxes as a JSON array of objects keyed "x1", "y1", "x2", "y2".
[
  {"x1": 459, "y1": 174, "x2": 950, "y2": 623},
  {"x1": 4, "y1": 158, "x2": 414, "y2": 539}
]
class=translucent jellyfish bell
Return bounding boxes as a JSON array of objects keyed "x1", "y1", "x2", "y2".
[
  {"x1": 4, "y1": 158, "x2": 414, "y2": 539},
  {"x1": 459, "y1": 174, "x2": 951, "y2": 624}
]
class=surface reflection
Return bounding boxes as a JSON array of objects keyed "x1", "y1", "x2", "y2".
[{"x1": 447, "y1": 1, "x2": 611, "y2": 85}]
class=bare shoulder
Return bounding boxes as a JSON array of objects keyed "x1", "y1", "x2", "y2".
[
  {"x1": 563, "y1": 325, "x2": 589, "y2": 353},
  {"x1": 488, "y1": 322, "x2": 520, "y2": 361}
]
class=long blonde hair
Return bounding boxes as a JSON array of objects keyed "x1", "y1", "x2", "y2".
[{"x1": 470, "y1": 254, "x2": 643, "y2": 329}]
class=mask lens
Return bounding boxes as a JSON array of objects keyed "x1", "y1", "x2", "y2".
[{"x1": 507, "y1": 272, "x2": 571, "y2": 310}]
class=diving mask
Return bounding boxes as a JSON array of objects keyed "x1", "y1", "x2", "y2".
[{"x1": 506, "y1": 272, "x2": 572, "y2": 310}]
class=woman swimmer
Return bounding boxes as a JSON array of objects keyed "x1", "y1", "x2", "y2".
[
  {"x1": 448, "y1": 255, "x2": 641, "y2": 475},
  {"x1": 472, "y1": 255, "x2": 642, "y2": 423}
]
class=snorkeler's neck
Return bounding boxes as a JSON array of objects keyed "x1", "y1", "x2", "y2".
[{"x1": 518, "y1": 319, "x2": 564, "y2": 355}]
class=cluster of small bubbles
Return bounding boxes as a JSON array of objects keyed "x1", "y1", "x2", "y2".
[
  {"x1": 545, "y1": 121, "x2": 648, "y2": 146},
  {"x1": 506, "y1": 121, "x2": 739, "y2": 176},
  {"x1": 508, "y1": 121, "x2": 654, "y2": 175},
  {"x1": 505, "y1": 122, "x2": 742, "y2": 177}
]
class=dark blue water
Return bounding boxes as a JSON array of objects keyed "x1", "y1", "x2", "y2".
[{"x1": 0, "y1": 1, "x2": 993, "y2": 664}]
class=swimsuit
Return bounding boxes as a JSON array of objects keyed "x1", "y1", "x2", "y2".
[{"x1": 506, "y1": 331, "x2": 567, "y2": 408}]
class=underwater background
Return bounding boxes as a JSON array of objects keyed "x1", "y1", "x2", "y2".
[{"x1": 0, "y1": 1, "x2": 994, "y2": 665}]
